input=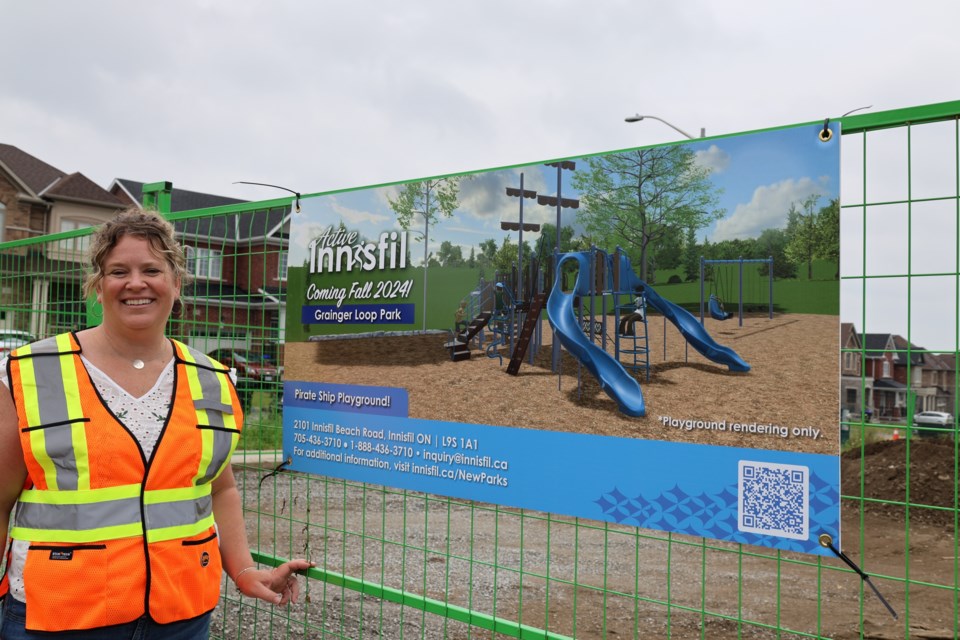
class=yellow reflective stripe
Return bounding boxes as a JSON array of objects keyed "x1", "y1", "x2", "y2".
[
  {"x1": 180, "y1": 344, "x2": 228, "y2": 482},
  {"x1": 183, "y1": 360, "x2": 216, "y2": 487},
  {"x1": 195, "y1": 425, "x2": 216, "y2": 485},
  {"x1": 71, "y1": 421, "x2": 91, "y2": 491},
  {"x1": 11, "y1": 522, "x2": 143, "y2": 544},
  {"x1": 16, "y1": 346, "x2": 41, "y2": 428},
  {"x1": 181, "y1": 349, "x2": 208, "y2": 418},
  {"x1": 179, "y1": 348, "x2": 213, "y2": 487},
  {"x1": 17, "y1": 484, "x2": 142, "y2": 505},
  {"x1": 28, "y1": 433, "x2": 59, "y2": 492},
  {"x1": 145, "y1": 515, "x2": 215, "y2": 544},
  {"x1": 15, "y1": 351, "x2": 59, "y2": 490},
  {"x1": 143, "y1": 485, "x2": 210, "y2": 504},
  {"x1": 55, "y1": 335, "x2": 91, "y2": 491}
]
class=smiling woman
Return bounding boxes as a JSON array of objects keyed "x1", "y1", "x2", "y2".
[{"x1": 0, "y1": 208, "x2": 313, "y2": 638}]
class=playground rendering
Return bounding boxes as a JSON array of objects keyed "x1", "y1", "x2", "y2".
[
  {"x1": 286, "y1": 303, "x2": 838, "y2": 455},
  {"x1": 285, "y1": 121, "x2": 841, "y2": 457}
]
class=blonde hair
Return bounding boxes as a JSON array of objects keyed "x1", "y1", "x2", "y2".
[{"x1": 83, "y1": 207, "x2": 191, "y2": 305}]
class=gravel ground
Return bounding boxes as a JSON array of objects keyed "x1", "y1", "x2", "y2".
[{"x1": 210, "y1": 457, "x2": 960, "y2": 640}]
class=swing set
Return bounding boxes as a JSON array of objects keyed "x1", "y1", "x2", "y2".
[{"x1": 699, "y1": 256, "x2": 774, "y2": 326}]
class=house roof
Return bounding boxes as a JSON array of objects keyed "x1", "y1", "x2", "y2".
[
  {"x1": 0, "y1": 143, "x2": 64, "y2": 196},
  {"x1": 936, "y1": 353, "x2": 956, "y2": 369},
  {"x1": 183, "y1": 280, "x2": 278, "y2": 307},
  {"x1": 922, "y1": 352, "x2": 954, "y2": 371},
  {"x1": 0, "y1": 144, "x2": 121, "y2": 207},
  {"x1": 43, "y1": 172, "x2": 123, "y2": 206},
  {"x1": 862, "y1": 333, "x2": 898, "y2": 357},
  {"x1": 891, "y1": 335, "x2": 926, "y2": 366},
  {"x1": 840, "y1": 322, "x2": 861, "y2": 349},
  {"x1": 112, "y1": 178, "x2": 246, "y2": 213},
  {"x1": 112, "y1": 179, "x2": 289, "y2": 242},
  {"x1": 874, "y1": 378, "x2": 908, "y2": 390}
]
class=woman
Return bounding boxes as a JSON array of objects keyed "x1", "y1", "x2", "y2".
[{"x1": 0, "y1": 208, "x2": 312, "y2": 638}]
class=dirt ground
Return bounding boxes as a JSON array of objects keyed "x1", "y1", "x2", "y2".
[
  {"x1": 287, "y1": 312, "x2": 838, "y2": 455},
  {"x1": 215, "y1": 437, "x2": 959, "y2": 639}
]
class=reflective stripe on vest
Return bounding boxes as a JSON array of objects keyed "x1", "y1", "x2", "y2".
[
  {"x1": 10, "y1": 335, "x2": 237, "y2": 545},
  {"x1": 15, "y1": 334, "x2": 89, "y2": 492},
  {"x1": 176, "y1": 343, "x2": 241, "y2": 485}
]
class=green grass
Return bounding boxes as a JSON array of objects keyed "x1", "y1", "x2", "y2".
[
  {"x1": 237, "y1": 391, "x2": 284, "y2": 450},
  {"x1": 650, "y1": 259, "x2": 838, "y2": 315}
]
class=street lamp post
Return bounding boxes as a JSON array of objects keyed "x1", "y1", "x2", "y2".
[
  {"x1": 624, "y1": 114, "x2": 705, "y2": 139},
  {"x1": 538, "y1": 161, "x2": 579, "y2": 372}
]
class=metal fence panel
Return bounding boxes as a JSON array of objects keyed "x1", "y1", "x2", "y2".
[{"x1": 1, "y1": 102, "x2": 958, "y2": 639}]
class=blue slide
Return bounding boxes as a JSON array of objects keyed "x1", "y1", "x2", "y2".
[
  {"x1": 548, "y1": 253, "x2": 646, "y2": 416},
  {"x1": 547, "y1": 252, "x2": 750, "y2": 418},
  {"x1": 615, "y1": 252, "x2": 750, "y2": 373}
]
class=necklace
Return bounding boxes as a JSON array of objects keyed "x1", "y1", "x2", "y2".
[{"x1": 101, "y1": 329, "x2": 165, "y2": 370}]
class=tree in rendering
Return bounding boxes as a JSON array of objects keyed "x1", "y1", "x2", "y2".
[
  {"x1": 388, "y1": 177, "x2": 462, "y2": 329},
  {"x1": 572, "y1": 146, "x2": 724, "y2": 282}
]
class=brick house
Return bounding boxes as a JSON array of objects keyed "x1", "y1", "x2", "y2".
[
  {"x1": 862, "y1": 333, "x2": 907, "y2": 418},
  {"x1": 840, "y1": 322, "x2": 872, "y2": 417},
  {"x1": 930, "y1": 353, "x2": 957, "y2": 414},
  {"x1": 0, "y1": 146, "x2": 291, "y2": 358},
  {"x1": 0, "y1": 144, "x2": 124, "y2": 335},
  {"x1": 889, "y1": 335, "x2": 953, "y2": 414}
]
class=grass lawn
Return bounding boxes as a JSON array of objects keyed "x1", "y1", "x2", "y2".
[{"x1": 650, "y1": 259, "x2": 838, "y2": 315}]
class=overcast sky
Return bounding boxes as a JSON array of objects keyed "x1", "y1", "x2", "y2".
[
  {"x1": 3, "y1": 1, "x2": 957, "y2": 198},
  {"x1": 4, "y1": 1, "x2": 959, "y2": 349}
]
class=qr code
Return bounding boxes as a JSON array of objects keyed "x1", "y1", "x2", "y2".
[{"x1": 738, "y1": 461, "x2": 809, "y2": 540}]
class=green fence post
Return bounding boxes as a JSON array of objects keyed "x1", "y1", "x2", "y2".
[{"x1": 142, "y1": 180, "x2": 173, "y2": 213}]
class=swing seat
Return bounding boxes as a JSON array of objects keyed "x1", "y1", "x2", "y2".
[{"x1": 709, "y1": 294, "x2": 733, "y2": 321}]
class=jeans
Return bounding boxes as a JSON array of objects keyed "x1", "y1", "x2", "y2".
[{"x1": 1, "y1": 596, "x2": 211, "y2": 640}]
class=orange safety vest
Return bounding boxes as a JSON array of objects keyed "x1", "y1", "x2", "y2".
[{"x1": 1, "y1": 332, "x2": 242, "y2": 632}]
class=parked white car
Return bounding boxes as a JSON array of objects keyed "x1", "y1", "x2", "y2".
[
  {"x1": 914, "y1": 411, "x2": 953, "y2": 426},
  {"x1": 0, "y1": 329, "x2": 35, "y2": 357}
]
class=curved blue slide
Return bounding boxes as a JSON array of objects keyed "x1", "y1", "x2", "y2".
[
  {"x1": 547, "y1": 253, "x2": 646, "y2": 417},
  {"x1": 615, "y1": 253, "x2": 750, "y2": 373},
  {"x1": 547, "y1": 252, "x2": 750, "y2": 418}
]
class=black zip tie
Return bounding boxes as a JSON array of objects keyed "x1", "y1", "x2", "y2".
[
  {"x1": 259, "y1": 457, "x2": 292, "y2": 489},
  {"x1": 819, "y1": 118, "x2": 833, "y2": 142},
  {"x1": 819, "y1": 534, "x2": 898, "y2": 619},
  {"x1": 233, "y1": 181, "x2": 302, "y2": 213}
]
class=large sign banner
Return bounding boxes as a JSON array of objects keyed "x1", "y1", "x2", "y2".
[{"x1": 284, "y1": 122, "x2": 842, "y2": 555}]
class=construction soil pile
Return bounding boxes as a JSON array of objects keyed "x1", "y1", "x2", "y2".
[{"x1": 842, "y1": 437, "x2": 958, "y2": 528}]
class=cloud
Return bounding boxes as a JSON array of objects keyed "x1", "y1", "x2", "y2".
[
  {"x1": 711, "y1": 177, "x2": 829, "y2": 241},
  {"x1": 694, "y1": 144, "x2": 731, "y2": 174},
  {"x1": 457, "y1": 169, "x2": 551, "y2": 229},
  {"x1": 328, "y1": 196, "x2": 393, "y2": 227}
]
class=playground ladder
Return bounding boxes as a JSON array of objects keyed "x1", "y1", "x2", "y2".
[
  {"x1": 616, "y1": 298, "x2": 651, "y2": 381},
  {"x1": 506, "y1": 292, "x2": 547, "y2": 376},
  {"x1": 445, "y1": 311, "x2": 493, "y2": 361}
]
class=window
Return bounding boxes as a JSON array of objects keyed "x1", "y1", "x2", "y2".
[
  {"x1": 882, "y1": 358, "x2": 892, "y2": 378},
  {"x1": 187, "y1": 246, "x2": 223, "y2": 280},
  {"x1": 278, "y1": 250, "x2": 288, "y2": 281},
  {"x1": 0, "y1": 201, "x2": 5, "y2": 241},
  {"x1": 57, "y1": 219, "x2": 94, "y2": 254},
  {"x1": 843, "y1": 352, "x2": 856, "y2": 372}
]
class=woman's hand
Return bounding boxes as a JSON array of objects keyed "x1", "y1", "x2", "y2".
[{"x1": 234, "y1": 560, "x2": 315, "y2": 606}]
